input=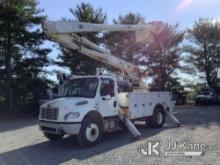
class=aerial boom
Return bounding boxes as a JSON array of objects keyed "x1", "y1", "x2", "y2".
[
  {"x1": 44, "y1": 21, "x2": 163, "y2": 35},
  {"x1": 43, "y1": 21, "x2": 166, "y2": 84}
]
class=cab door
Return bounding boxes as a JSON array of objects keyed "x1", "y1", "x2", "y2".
[{"x1": 97, "y1": 78, "x2": 117, "y2": 117}]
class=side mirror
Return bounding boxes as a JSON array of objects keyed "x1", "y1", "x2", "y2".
[{"x1": 102, "y1": 95, "x2": 111, "y2": 101}]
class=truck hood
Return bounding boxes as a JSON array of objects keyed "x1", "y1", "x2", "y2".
[
  {"x1": 39, "y1": 97, "x2": 97, "y2": 122},
  {"x1": 41, "y1": 97, "x2": 94, "y2": 109}
]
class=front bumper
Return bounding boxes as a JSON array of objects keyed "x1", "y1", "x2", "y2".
[{"x1": 39, "y1": 120, "x2": 81, "y2": 135}]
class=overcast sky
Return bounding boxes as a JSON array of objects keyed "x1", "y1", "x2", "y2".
[{"x1": 38, "y1": 0, "x2": 220, "y2": 81}]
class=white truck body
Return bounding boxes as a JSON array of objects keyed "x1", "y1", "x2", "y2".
[{"x1": 39, "y1": 75, "x2": 175, "y2": 140}]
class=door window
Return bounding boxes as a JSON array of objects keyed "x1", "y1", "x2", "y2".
[{"x1": 100, "y1": 78, "x2": 115, "y2": 97}]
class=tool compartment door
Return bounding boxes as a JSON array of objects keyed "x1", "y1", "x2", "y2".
[
  {"x1": 129, "y1": 93, "x2": 146, "y2": 119},
  {"x1": 143, "y1": 93, "x2": 154, "y2": 117}
]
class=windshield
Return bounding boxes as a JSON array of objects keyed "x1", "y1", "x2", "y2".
[{"x1": 64, "y1": 78, "x2": 98, "y2": 98}]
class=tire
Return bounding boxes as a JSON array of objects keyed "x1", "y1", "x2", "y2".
[
  {"x1": 146, "y1": 106, "x2": 165, "y2": 128},
  {"x1": 44, "y1": 133, "x2": 64, "y2": 141},
  {"x1": 77, "y1": 115, "x2": 103, "y2": 147},
  {"x1": 145, "y1": 116, "x2": 153, "y2": 127}
]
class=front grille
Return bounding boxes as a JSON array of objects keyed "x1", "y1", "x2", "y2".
[{"x1": 41, "y1": 107, "x2": 59, "y2": 120}]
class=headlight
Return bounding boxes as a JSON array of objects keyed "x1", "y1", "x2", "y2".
[{"x1": 64, "y1": 112, "x2": 80, "y2": 120}]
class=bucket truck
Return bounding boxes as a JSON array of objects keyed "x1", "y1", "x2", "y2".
[{"x1": 38, "y1": 21, "x2": 180, "y2": 146}]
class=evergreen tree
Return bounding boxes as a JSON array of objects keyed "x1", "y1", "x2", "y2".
[
  {"x1": 104, "y1": 14, "x2": 184, "y2": 91},
  {"x1": 58, "y1": 3, "x2": 107, "y2": 75},
  {"x1": 144, "y1": 24, "x2": 184, "y2": 91},
  {"x1": 185, "y1": 18, "x2": 220, "y2": 89},
  {"x1": 104, "y1": 13, "x2": 145, "y2": 64},
  {"x1": 0, "y1": 0, "x2": 51, "y2": 114}
]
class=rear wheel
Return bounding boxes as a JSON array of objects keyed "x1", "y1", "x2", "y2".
[
  {"x1": 146, "y1": 106, "x2": 165, "y2": 128},
  {"x1": 44, "y1": 133, "x2": 64, "y2": 141},
  {"x1": 77, "y1": 115, "x2": 103, "y2": 147}
]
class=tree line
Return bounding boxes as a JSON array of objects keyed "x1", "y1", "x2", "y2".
[{"x1": 0, "y1": 1, "x2": 220, "y2": 114}]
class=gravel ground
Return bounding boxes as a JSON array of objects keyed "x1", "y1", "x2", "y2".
[{"x1": 0, "y1": 105, "x2": 219, "y2": 165}]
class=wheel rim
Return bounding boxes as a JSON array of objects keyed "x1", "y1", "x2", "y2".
[
  {"x1": 85, "y1": 123, "x2": 99, "y2": 142},
  {"x1": 156, "y1": 112, "x2": 163, "y2": 124}
]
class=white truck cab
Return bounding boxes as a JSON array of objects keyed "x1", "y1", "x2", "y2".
[
  {"x1": 39, "y1": 75, "x2": 176, "y2": 146},
  {"x1": 39, "y1": 75, "x2": 121, "y2": 145}
]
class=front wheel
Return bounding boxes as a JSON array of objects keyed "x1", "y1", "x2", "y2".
[
  {"x1": 77, "y1": 115, "x2": 103, "y2": 147},
  {"x1": 146, "y1": 106, "x2": 165, "y2": 128},
  {"x1": 44, "y1": 133, "x2": 64, "y2": 141}
]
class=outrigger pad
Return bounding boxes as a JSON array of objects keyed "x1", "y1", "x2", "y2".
[
  {"x1": 124, "y1": 118, "x2": 141, "y2": 138},
  {"x1": 165, "y1": 110, "x2": 181, "y2": 126}
]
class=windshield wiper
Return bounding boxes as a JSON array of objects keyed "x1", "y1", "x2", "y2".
[
  {"x1": 66, "y1": 93, "x2": 89, "y2": 97},
  {"x1": 65, "y1": 93, "x2": 86, "y2": 97},
  {"x1": 66, "y1": 94, "x2": 93, "y2": 98}
]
